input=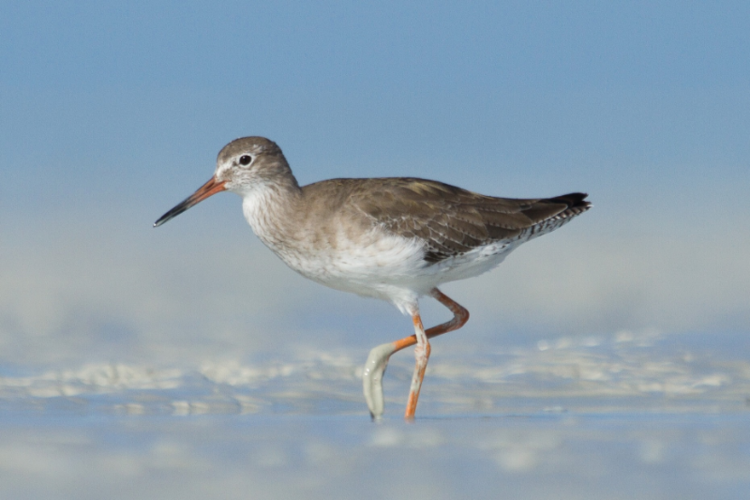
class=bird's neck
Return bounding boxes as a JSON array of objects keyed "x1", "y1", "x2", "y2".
[{"x1": 241, "y1": 174, "x2": 303, "y2": 249}]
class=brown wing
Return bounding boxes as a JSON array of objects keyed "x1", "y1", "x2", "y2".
[{"x1": 348, "y1": 177, "x2": 590, "y2": 263}]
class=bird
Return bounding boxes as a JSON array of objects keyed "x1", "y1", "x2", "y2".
[{"x1": 154, "y1": 136, "x2": 591, "y2": 419}]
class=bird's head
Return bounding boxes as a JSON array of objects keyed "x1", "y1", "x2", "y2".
[{"x1": 153, "y1": 136, "x2": 287, "y2": 227}]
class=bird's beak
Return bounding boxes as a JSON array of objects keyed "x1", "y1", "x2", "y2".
[{"x1": 153, "y1": 177, "x2": 227, "y2": 227}]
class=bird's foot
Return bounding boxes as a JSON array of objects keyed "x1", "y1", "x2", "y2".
[{"x1": 362, "y1": 342, "x2": 396, "y2": 419}]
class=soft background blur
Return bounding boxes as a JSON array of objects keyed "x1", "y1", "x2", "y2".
[
  {"x1": 2, "y1": 0, "x2": 748, "y2": 368},
  {"x1": 1, "y1": 2, "x2": 749, "y2": 499}
]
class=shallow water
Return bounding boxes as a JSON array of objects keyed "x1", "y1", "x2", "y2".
[{"x1": 1, "y1": 330, "x2": 749, "y2": 499}]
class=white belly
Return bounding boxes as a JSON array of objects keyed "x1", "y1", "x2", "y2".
[{"x1": 267, "y1": 225, "x2": 517, "y2": 312}]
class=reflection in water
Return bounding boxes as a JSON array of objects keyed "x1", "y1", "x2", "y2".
[
  {"x1": 1, "y1": 330, "x2": 748, "y2": 416},
  {"x1": 0, "y1": 330, "x2": 749, "y2": 499}
]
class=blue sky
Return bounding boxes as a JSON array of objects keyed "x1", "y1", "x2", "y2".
[{"x1": 1, "y1": 1, "x2": 749, "y2": 368}]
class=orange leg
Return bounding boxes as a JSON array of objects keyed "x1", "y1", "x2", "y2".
[
  {"x1": 392, "y1": 289, "x2": 470, "y2": 354},
  {"x1": 361, "y1": 288, "x2": 469, "y2": 419},
  {"x1": 404, "y1": 311, "x2": 430, "y2": 420}
]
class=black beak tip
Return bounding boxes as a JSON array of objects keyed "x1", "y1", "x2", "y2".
[
  {"x1": 153, "y1": 201, "x2": 191, "y2": 228},
  {"x1": 153, "y1": 214, "x2": 172, "y2": 228}
]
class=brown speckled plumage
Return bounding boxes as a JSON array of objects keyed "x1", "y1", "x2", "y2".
[{"x1": 302, "y1": 177, "x2": 590, "y2": 263}]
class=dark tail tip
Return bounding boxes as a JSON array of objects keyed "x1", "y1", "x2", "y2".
[
  {"x1": 553, "y1": 192, "x2": 591, "y2": 209},
  {"x1": 549, "y1": 193, "x2": 591, "y2": 218}
]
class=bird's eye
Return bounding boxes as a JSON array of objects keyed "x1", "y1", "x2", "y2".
[{"x1": 239, "y1": 155, "x2": 252, "y2": 166}]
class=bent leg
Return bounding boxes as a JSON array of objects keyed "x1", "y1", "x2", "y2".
[{"x1": 362, "y1": 288, "x2": 470, "y2": 418}]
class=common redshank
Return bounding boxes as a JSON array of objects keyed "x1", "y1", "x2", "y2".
[{"x1": 154, "y1": 137, "x2": 591, "y2": 419}]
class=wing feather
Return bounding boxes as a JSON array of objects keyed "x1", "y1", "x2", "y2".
[{"x1": 340, "y1": 178, "x2": 590, "y2": 263}]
